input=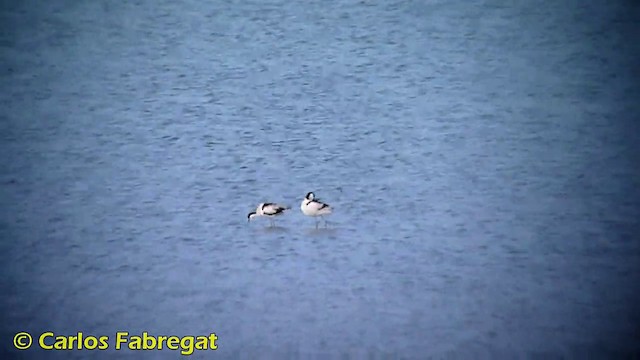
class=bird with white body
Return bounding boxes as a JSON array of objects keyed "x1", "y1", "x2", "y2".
[
  {"x1": 300, "y1": 191, "x2": 332, "y2": 228},
  {"x1": 247, "y1": 202, "x2": 290, "y2": 227}
]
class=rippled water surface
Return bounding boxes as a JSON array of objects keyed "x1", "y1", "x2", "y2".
[{"x1": 1, "y1": 0, "x2": 639, "y2": 358}]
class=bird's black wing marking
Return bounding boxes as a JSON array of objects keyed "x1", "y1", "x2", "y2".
[
  {"x1": 261, "y1": 203, "x2": 275, "y2": 211},
  {"x1": 311, "y1": 200, "x2": 330, "y2": 209},
  {"x1": 262, "y1": 203, "x2": 286, "y2": 215}
]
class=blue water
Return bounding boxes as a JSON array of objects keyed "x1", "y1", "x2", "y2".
[{"x1": 1, "y1": 0, "x2": 639, "y2": 359}]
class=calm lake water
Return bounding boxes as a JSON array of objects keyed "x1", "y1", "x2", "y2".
[{"x1": 1, "y1": 0, "x2": 639, "y2": 359}]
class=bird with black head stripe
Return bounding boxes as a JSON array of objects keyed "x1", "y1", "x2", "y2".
[
  {"x1": 300, "y1": 192, "x2": 332, "y2": 228},
  {"x1": 248, "y1": 202, "x2": 290, "y2": 227}
]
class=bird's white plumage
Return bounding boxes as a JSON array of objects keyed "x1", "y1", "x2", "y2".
[
  {"x1": 248, "y1": 202, "x2": 290, "y2": 226},
  {"x1": 300, "y1": 192, "x2": 332, "y2": 227},
  {"x1": 258, "y1": 203, "x2": 289, "y2": 216},
  {"x1": 301, "y1": 199, "x2": 332, "y2": 216}
]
